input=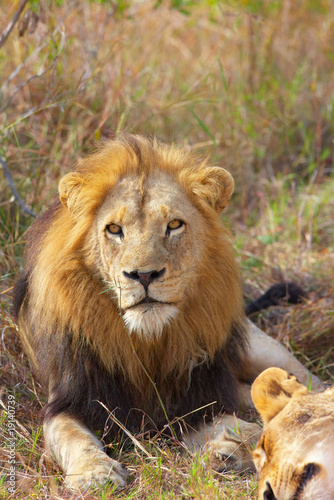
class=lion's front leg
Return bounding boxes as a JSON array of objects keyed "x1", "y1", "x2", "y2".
[
  {"x1": 183, "y1": 415, "x2": 262, "y2": 472},
  {"x1": 44, "y1": 413, "x2": 128, "y2": 491},
  {"x1": 243, "y1": 320, "x2": 323, "y2": 391}
]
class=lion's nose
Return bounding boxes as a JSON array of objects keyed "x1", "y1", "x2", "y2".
[
  {"x1": 263, "y1": 482, "x2": 277, "y2": 500},
  {"x1": 123, "y1": 268, "x2": 166, "y2": 292}
]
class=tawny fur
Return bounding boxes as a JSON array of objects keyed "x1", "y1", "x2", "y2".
[
  {"x1": 252, "y1": 368, "x2": 334, "y2": 500},
  {"x1": 20, "y1": 135, "x2": 244, "y2": 394},
  {"x1": 14, "y1": 135, "x2": 321, "y2": 491}
]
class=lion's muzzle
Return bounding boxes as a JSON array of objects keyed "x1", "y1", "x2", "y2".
[{"x1": 123, "y1": 268, "x2": 166, "y2": 293}]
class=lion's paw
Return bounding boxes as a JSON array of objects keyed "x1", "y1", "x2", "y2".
[
  {"x1": 65, "y1": 453, "x2": 129, "y2": 491},
  {"x1": 208, "y1": 426, "x2": 256, "y2": 472}
]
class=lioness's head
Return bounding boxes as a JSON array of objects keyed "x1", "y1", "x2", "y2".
[
  {"x1": 252, "y1": 367, "x2": 334, "y2": 500},
  {"x1": 56, "y1": 134, "x2": 241, "y2": 341}
]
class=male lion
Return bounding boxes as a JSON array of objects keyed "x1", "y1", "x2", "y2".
[
  {"x1": 252, "y1": 368, "x2": 333, "y2": 500},
  {"x1": 13, "y1": 134, "x2": 321, "y2": 491}
]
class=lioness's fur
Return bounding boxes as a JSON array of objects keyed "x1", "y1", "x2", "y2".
[
  {"x1": 13, "y1": 135, "x2": 320, "y2": 490},
  {"x1": 252, "y1": 368, "x2": 333, "y2": 500}
]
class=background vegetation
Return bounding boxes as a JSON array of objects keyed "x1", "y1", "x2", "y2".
[{"x1": 1, "y1": 0, "x2": 333, "y2": 498}]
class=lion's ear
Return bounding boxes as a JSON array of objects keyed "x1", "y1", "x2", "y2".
[
  {"x1": 196, "y1": 166, "x2": 234, "y2": 213},
  {"x1": 251, "y1": 367, "x2": 308, "y2": 425},
  {"x1": 59, "y1": 172, "x2": 86, "y2": 211},
  {"x1": 181, "y1": 166, "x2": 234, "y2": 213}
]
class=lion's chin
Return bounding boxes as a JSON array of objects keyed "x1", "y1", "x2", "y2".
[{"x1": 123, "y1": 303, "x2": 179, "y2": 340}]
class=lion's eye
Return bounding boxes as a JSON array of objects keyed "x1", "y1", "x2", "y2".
[
  {"x1": 167, "y1": 220, "x2": 183, "y2": 230},
  {"x1": 106, "y1": 223, "x2": 123, "y2": 235}
]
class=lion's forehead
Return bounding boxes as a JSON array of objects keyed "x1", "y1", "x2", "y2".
[
  {"x1": 259, "y1": 400, "x2": 334, "y2": 467},
  {"x1": 267, "y1": 405, "x2": 333, "y2": 440},
  {"x1": 97, "y1": 171, "x2": 201, "y2": 231}
]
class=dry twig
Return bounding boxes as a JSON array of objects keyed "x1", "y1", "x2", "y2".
[
  {"x1": 0, "y1": 0, "x2": 30, "y2": 48},
  {"x1": 0, "y1": 157, "x2": 36, "y2": 218}
]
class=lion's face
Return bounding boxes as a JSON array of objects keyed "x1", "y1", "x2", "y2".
[
  {"x1": 89, "y1": 170, "x2": 205, "y2": 338},
  {"x1": 251, "y1": 368, "x2": 334, "y2": 500},
  {"x1": 31, "y1": 134, "x2": 244, "y2": 377}
]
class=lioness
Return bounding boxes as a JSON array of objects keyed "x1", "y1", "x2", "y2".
[
  {"x1": 13, "y1": 134, "x2": 321, "y2": 490},
  {"x1": 252, "y1": 368, "x2": 333, "y2": 500}
]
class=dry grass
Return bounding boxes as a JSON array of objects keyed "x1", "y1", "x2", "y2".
[{"x1": 1, "y1": 0, "x2": 334, "y2": 498}]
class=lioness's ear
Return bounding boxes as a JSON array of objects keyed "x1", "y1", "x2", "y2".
[
  {"x1": 184, "y1": 166, "x2": 234, "y2": 213},
  {"x1": 59, "y1": 172, "x2": 86, "y2": 211},
  {"x1": 251, "y1": 367, "x2": 308, "y2": 425}
]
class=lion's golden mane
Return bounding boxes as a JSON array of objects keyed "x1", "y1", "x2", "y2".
[{"x1": 14, "y1": 134, "x2": 247, "y2": 438}]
